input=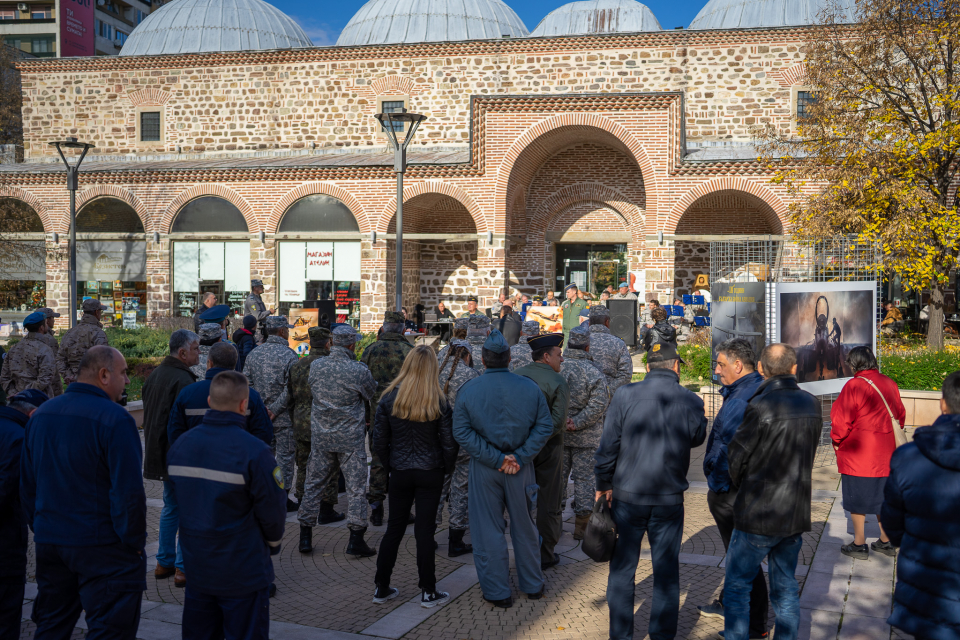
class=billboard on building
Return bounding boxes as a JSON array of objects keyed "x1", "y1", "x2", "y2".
[{"x1": 60, "y1": 0, "x2": 95, "y2": 57}]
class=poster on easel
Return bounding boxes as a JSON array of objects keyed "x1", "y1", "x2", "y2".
[
  {"x1": 527, "y1": 306, "x2": 562, "y2": 333},
  {"x1": 711, "y1": 283, "x2": 766, "y2": 384},
  {"x1": 288, "y1": 308, "x2": 319, "y2": 356}
]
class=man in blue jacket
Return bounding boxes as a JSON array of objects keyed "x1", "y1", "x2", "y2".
[
  {"x1": 697, "y1": 339, "x2": 768, "y2": 636},
  {"x1": 595, "y1": 341, "x2": 707, "y2": 640},
  {"x1": 0, "y1": 389, "x2": 47, "y2": 639},
  {"x1": 168, "y1": 370, "x2": 287, "y2": 640},
  {"x1": 21, "y1": 345, "x2": 147, "y2": 639}
]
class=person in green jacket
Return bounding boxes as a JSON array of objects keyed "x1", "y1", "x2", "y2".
[
  {"x1": 560, "y1": 284, "x2": 588, "y2": 344},
  {"x1": 513, "y1": 333, "x2": 570, "y2": 571}
]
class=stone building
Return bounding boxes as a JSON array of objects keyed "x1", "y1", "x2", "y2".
[{"x1": 0, "y1": 0, "x2": 846, "y2": 330}]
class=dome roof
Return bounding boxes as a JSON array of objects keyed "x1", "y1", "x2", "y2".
[
  {"x1": 531, "y1": 0, "x2": 661, "y2": 37},
  {"x1": 336, "y1": 0, "x2": 529, "y2": 47},
  {"x1": 120, "y1": 0, "x2": 313, "y2": 57},
  {"x1": 689, "y1": 0, "x2": 856, "y2": 30}
]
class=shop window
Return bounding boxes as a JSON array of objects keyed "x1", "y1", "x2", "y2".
[
  {"x1": 77, "y1": 198, "x2": 144, "y2": 233},
  {"x1": 797, "y1": 91, "x2": 817, "y2": 119},
  {"x1": 140, "y1": 111, "x2": 161, "y2": 142},
  {"x1": 278, "y1": 195, "x2": 359, "y2": 233},
  {"x1": 0, "y1": 199, "x2": 46, "y2": 318},
  {"x1": 277, "y1": 241, "x2": 361, "y2": 327},
  {"x1": 172, "y1": 242, "x2": 250, "y2": 318},
  {"x1": 30, "y1": 5, "x2": 52, "y2": 18},
  {"x1": 171, "y1": 196, "x2": 248, "y2": 233}
]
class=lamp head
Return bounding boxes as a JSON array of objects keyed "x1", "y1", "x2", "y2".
[{"x1": 374, "y1": 109, "x2": 427, "y2": 154}]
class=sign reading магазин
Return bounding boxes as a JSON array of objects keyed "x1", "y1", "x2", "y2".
[
  {"x1": 60, "y1": 0, "x2": 95, "y2": 57},
  {"x1": 77, "y1": 241, "x2": 147, "y2": 281}
]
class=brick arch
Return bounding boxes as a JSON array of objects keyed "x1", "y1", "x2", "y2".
[
  {"x1": 126, "y1": 88, "x2": 173, "y2": 106},
  {"x1": 495, "y1": 113, "x2": 658, "y2": 227},
  {"x1": 530, "y1": 183, "x2": 643, "y2": 238},
  {"x1": 268, "y1": 182, "x2": 368, "y2": 233},
  {"x1": 370, "y1": 75, "x2": 417, "y2": 96},
  {"x1": 161, "y1": 185, "x2": 258, "y2": 234},
  {"x1": 0, "y1": 185, "x2": 53, "y2": 233},
  {"x1": 377, "y1": 181, "x2": 488, "y2": 234},
  {"x1": 664, "y1": 178, "x2": 788, "y2": 235},
  {"x1": 75, "y1": 185, "x2": 152, "y2": 234}
]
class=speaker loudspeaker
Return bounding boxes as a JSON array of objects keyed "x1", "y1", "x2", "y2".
[{"x1": 606, "y1": 299, "x2": 638, "y2": 347}]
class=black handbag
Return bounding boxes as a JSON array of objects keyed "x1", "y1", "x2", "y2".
[{"x1": 582, "y1": 498, "x2": 618, "y2": 562}]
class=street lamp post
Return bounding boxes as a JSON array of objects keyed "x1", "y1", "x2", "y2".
[
  {"x1": 373, "y1": 110, "x2": 426, "y2": 313},
  {"x1": 49, "y1": 137, "x2": 95, "y2": 329}
]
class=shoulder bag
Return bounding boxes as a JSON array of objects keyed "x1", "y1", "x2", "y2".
[
  {"x1": 582, "y1": 498, "x2": 618, "y2": 562},
  {"x1": 861, "y1": 377, "x2": 908, "y2": 448}
]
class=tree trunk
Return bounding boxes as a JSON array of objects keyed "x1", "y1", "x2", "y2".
[{"x1": 926, "y1": 282, "x2": 946, "y2": 351}]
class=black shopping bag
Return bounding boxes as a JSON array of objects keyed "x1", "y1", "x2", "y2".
[{"x1": 582, "y1": 498, "x2": 617, "y2": 562}]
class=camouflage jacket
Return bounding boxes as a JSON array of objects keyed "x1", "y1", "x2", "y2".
[
  {"x1": 559, "y1": 349, "x2": 609, "y2": 449},
  {"x1": 56, "y1": 315, "x2": 108, "y2": 383},
  {"x1": 587, "y1": 324, "x2": 634, "y2": 396},
  {"x1": 360, "y1": 333, "x2": 413, "y2": 406},
  {"x1": 288, "y1": 347, "x2": 329, "y2": 442},
  {"x1": 509, "y1": 338, "x2": 533, "y2": 372},
  {"x1": 308, "y1": 346, "x2": 377, "y2": 451},
  {"x1": 34, "y1": 331, "x2": 62, "y2": 396},
  {"x1": 439, "y1": 356, "x2": 480, "y2": 407},
  {"x1": 0, "y1": 332, "x2": 57, "y2": 399},
  {"x1": 243, "y1": 335, "x2": 298, "y2": 428},
  {"x1": 189, "y1": 345, "x2": 212, "y2": 380},
  {"x1": 467, "y1": 335, "x2": 486, "y2": 372}
]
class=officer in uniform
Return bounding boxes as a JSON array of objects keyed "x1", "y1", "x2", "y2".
[
  {"x1": 33, "y1": 307, "x2": 63, "y2": 396},
  {"x1": 558, "y1": 324, "x2": 610, "y2": 539},
  {"x1": 287, "y1": 326, "x2": 344, "y2": 536},
  {"x1": 465, "y1": 314, "x2": 491, "y2": 372},
  {"x1": 168, "y1": 371, "x2": 287, "y2": 640},
  {"x1": 585, "y1": 305, "x2": 633, "y2": 394},
  {"x1": 197, "y1": 304, "x2": 231, "y2": 340},
  {"x1": 243, "y1": 316, "x2": 299, "y2": 511},
  {"x1": 611, "y1": 281, "x2": 638, "y2": 301},
  {"x1": 297, "y1": 325, "x2": 378, "y2": 557},
  {"x1": 192, "y1": 323, "x2": 227, "y2": 379},
  {"x1": 360, "y1": 311, "x2": 414, "y2": 526},
  {"x1": 458, "y1": 295, "x2": 483, "y2": 318},
  {"x1": 244, "y1": 279, "x2": 273, "y2": 343},
  {"x1": 560, "y1": 284, "x2": 589, "y2": 344},
  {"x1": 56, "y1": 298, "x2": 109, "y2": 386},
  {"x1": 0, "y1": 311, "x2": 56, "y2": 400},
  {"x1": 509, "y1": 321, "x2": 541, "y2": 371}
]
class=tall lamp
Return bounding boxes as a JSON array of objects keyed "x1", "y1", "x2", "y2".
[
  {"x1": 373, "y1": 109, "x2": 426, "y2": 313},
  {"x1": 49, "y1": 137, "x2": 95, "y2": 329}
]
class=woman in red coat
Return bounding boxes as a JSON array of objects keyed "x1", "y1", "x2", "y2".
[{"x1": 830, "y1": 346, "x2": 906, "y2": 560}]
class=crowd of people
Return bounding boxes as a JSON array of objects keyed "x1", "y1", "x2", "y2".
[{"x1": 1, "y1": 277, "x2": 958, "y2": 640}]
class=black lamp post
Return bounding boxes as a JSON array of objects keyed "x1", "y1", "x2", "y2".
[
  {"x1": 373, "y1": 109, "x2": 426, "y2": 313},
  {"x1": 49, "y1": 137, "x2": 95, "y2": 328}
]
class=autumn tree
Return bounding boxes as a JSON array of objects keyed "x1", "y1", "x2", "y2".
[{"x1": 759, "y1": 0, "x2": 960, "y2": 349}]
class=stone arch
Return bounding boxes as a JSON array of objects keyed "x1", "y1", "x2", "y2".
[
  {"x1": 378, "y1": 181, "x2": 487, "y2": 234},
  {"x1": 75, "y1": 185, "x2": 152, "y2": 234},
  {"x1": 0, "y1": 186, "x2": 52, "y2": 232},
  {"x1": 530, "y1": 183, "x2": 643, "y2": 238},
  {"x1": 269, "y1": 182, "x2": 368, "y2": 233},
  {"x1": 664, "y1": 177, "x2": 788, "y2": 235},
  {"x1": 161, "y1": 185, "x2": 258, "y2": 234}
]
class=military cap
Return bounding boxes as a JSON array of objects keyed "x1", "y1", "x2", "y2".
[
  {"x1": 383, "y1": 311, "x2": 405, "y2": 324},
  {"x1": 23, "y1": 311, "x2": 46, "y2": 327},
  {"x1": 308, "y1": 326, "x2": 332, "y2": 348},
  {"x1": 453, "y1": 317, "x2": 470, "y2": 331},
  {"x1": 527, "y1": 333, "x2": 564, "y2": 351},
  {"x1": 568, "y1": 324, "x2": 591, "y2": 349},
  {"x1": 579, "y1": 307, "x2": 591, "y2": 318},
  {"x1": 198, "y1": 323, "x2": 223, "y2": 341},
  {"x1": 265, "y1": 316, "x2": 295, "y2": 329},
  {"x1": 449, "y1": 338, "x2": 471, "y2": 349},
  {"x1": 646, "y1": 341, "x2": 685, "y2": 364},
  {"x1": 35, "y1": 307, "x2": 61, "y2": 319},
  {"x1": 563, "y1": 283, "x2": 579, "y2": 293},
  {"x1": 81, "y1": 298, "x2": 109, "y2": 313},
  {"x1": 10, "y1": 389, "x2": 49, "y2": 408},
  {"x1": 532, "y1": 295, "x2": 544, "y2": 304},
  {"x1": 589, "y1": 305, "x2": 610, "y2": 321},
  {"x1": 466, "y1": 295, "x2": 478, "y2": 303},
  {"x1": 482, "y1": 329, "x2": 510, "y2": 354},
  {"x1": 251, "y1": 279, "x2": 264, "y2": 288},
  {"x1": 198, "y1": 304, "x2": 230, "y2": 323},
  {"x1": 521, "y1": 320, "x2": 540, "y2": 336},
  {"x1": 332, "y1": 324, "x2": 360, "y2": 346},
  {"x1": 468, "y1": 314, "x2": 491, "y2": 329}
]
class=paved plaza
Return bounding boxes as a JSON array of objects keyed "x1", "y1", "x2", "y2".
[{"x1": 18, "y1": 435, "x2": 905, "y2": 640}]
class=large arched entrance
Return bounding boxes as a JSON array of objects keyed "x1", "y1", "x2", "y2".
[{"x1": 0, "y1": 198, "x2": 46, "y2": 321}]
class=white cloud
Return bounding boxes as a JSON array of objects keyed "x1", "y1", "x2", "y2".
[{"x1": 290, "y1": 15, "x2": 340, "y2": 46}]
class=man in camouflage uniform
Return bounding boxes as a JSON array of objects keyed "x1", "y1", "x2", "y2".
[
  {"x1": 297, "y1": 325, "x2": 378, "y2": 557},
  {"x1": 509, "y1": 321, "x2": 540, "y2": 372},
  {"x1": 56, "y1": 298, "x2": 109, "y2": 385},
  {"x1": 559, "y1": 324, "x2": 610, "y2": 539},
  {"x1": 288, "y1": 326, "x2": 343, "y2": 530},
  {"x1": 190, "y1": 323, "x2": 224, "y2": 379},
  {"x1": 360, "y1": 311, "x2": 414, "y2": 526},
  {"x1": 243, "y1": 279, "x2": 272, "y2": 343},
  {"x1": 465, "y1": 314, "x2": 491, "y2": 372},
  {"x1": 436, "y1": 338, "x2": 480, "y2": 556},
  {"x1": 243, "y1": 315, "x2": 299, "y2": 511},
  {"x1": 33, "y1": 307, "x2": 63, "y2": 396},
  {"x1": 436, "y1": 317, "x2": 469, "y2": 364},
  {"x1": 586, "y1": 305, "x2": 634, "y2": 396},
  {"x1": 0, "y1": 311, "x2": 57, "y2": 399},
  {"x1": 458, "y1": 295, "x2": 483, "y2": 318}
]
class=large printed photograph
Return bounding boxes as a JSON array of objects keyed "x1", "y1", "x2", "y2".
[{"x1": 711, "y1": 282, "x2": 766, "y2": 382}]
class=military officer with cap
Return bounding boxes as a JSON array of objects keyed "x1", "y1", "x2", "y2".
[
  {"x1": 586, "y1": 305, "x2": 634, "y2": 395},
  {"x1": 611, "y1": 281, "x2": 638, "y2": 301},
  {"x1": 197, "y1": 304, "x2": 231, "y2": 338},
  {"x1": 191, "y1": 323, "x2": 226, "y2": 379},
  {"x1": 33, "y1": 307, "x2": 63, "y2": 396},
  {"x1": 465, "y1": 314, "x2": 491, "y2": 372},
  {"x1": 509, "y1": 321, "x2": 541, "y2": 372},
  {"x1": 244, "y1": 315, "x2": 300, "y2": 512},
  {"x1": 244, "y1": 279, "x2": 274, "y2": 343},
  {"x1": 560, "y1": 284, "x2": 589, "y2": 344},
  {"x1": 0, "y1": 311, "x2": 57, "y2": 400},
  {"x1": 56, "y1": 298, "x2": 109, "y2": 386},
  {"x1": 458, "y1": 295, "x2": 483, "y2": 318}
]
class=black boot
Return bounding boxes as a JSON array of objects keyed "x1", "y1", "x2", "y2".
[
  {"x1": 318, "y1": 502, "x2": 346, "y2": 525},
  {"x1": 448, "y1": 529, "x2": 473, "y2": 558},
  {"x1": 299, "y1": 526, "x2": 313, "y2": 554},
  {"x1": 370, "y1": 502, "x2": 384, "y2": 527},
  {"x1": 346, "y1": 527, "x2": 377, "y2": 558}
]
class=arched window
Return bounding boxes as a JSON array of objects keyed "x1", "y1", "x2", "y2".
[
  {"x1": 76, "y1": 198, "x2": 145, "y2": 233},
  {"x1": 172, "y1": 196, "x2": 248, "y2": 233},
  {"x1": 278, "y1": 195, "x2": 359, "y2": 233},
  {"x1": 0, "y1": 198, "x2": 44, "y2": 232},
  {"x1": 0, "y1": 199, "x2": 46, "y2": 314}
]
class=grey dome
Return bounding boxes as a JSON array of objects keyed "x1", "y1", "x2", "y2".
[
  {"x1": 120, "y1": 0, "x2": 313, "y2": 57},
  {"x1": 336, "y1": 0, "x2": 529, "y2": 47},
  {"x1": 689, "y1": 0, "x2": 856, "y2": 29},
  {"x1": 531, "y1": 0, "x2": 661, "y2": 37}
]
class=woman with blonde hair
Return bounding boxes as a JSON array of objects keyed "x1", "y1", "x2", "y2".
[{"x1": 371, "y1": 345, "x2": 457, "y2": 608}]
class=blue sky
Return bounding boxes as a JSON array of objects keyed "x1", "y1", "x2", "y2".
[{"x1": 268, "y1": 0, "x2": 706, "y2": 46}]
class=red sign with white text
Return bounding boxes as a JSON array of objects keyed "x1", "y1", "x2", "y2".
[{"x1": 60, "y1": 0, "x2": 95, "y2": 57}]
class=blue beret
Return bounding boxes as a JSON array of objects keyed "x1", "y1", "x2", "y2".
[
  {"x1": 527, "y1": 333, "x2": 564, "y2": 351},
  {"x1": 198, "y1": 304, "x2": 230, "y2": 322},
  {"x1": 483, "y1": 329, "x2": 510, "y2": 354},
  {"x1": 23, "y1": 311, "x2": 46, "y2": 326},
  {"x1": 10, "y1": 389, "x2": 49, "y2": 408}
]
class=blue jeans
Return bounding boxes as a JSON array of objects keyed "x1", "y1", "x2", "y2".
[
  {"x1": 157, "y1": 481, "x2": 183, "y2": 570},
  {"x1": 724, "y1": 529, "x2": 803, "y2": 640},
  {"x1": 607, "y1": 501, "x2": 684, "y2": 640}
]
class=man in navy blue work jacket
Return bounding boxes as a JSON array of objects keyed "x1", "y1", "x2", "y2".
[
  {"x1": 0, "y1": 389, "x2": 47, "y2": 639},
  {"x1": 21, "y1": 346, "x2": 147, "y2": 639},
  {"x1": 168, "y1": 370, "x2": 287, "y2": 640}
]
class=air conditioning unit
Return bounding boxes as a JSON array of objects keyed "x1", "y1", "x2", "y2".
[{"x1": 17, "y1": 3, "x2": 29, "y2": 12}]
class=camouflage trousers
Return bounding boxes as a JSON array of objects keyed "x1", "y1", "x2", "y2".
[
  {"x1": 298, "y1": 443, "x2": 368, "y2": 531},
  {"x1": 436, "y1": 449, "x2": 470, "y2": 530},
  {"x1": 272, "y1": 421, "x2": 295, "y2": 495},
  {"x1": 295, "y1": 437, "x2": 339, "y2": 505},
  {"x1": 561, "y1": 445, "x2": 596, "y2": 517},
  {"x1": 366, "y1": 425, "x2": 388, "y2": 505}
]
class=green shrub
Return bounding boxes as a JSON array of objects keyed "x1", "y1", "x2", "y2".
[
  {"x1": 880, "y1": 349, "x2": 960, "y2": 392},
  {"x1": 104, "y1": 327, "x2": 173, "y2": 359}
]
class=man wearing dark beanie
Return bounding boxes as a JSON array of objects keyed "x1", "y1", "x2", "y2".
[{"x1": 232, "y1": 315, "x2": 259, "y2": 372}]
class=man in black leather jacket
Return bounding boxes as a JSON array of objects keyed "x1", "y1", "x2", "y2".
[
  {"x1": 641, "y1": 306, "x2": 677, "y2": 353},
  {"x1": 723, "y1": 343, "x2": 822, "y2": 640}
]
